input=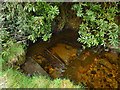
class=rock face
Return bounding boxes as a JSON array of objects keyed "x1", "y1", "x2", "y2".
[{"x1": 21, "y1": 57, "x2": 49, "y2": 76}]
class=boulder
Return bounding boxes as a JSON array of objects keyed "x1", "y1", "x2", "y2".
[{"x1": 21, "y1": 57, "x2": 49, "y2": 76}]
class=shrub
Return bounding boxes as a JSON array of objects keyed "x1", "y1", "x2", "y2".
[
  {"x1": 1, "y1": 2, "x2": 59, "y2": 45},
  {"x1": 0, "y1": 2, "x2": 59, "y2": 65},
  {"x1": 72, "y1": 3, "x2": 119, "y2": 48}
]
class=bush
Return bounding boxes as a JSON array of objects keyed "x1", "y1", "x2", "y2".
[
  {"x1": 1, "y1": 2, "x2": 59, "y2": 45},
  {"x1": 72, "y1": 2, "x2": 119, "y2": 48},
  {"x1": 0, "y1": 2, "x2": 59, "y2": 66}
]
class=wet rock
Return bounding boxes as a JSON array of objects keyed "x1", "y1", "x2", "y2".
[
  {"x1": 104, "y1": 51, "x2": 118, "y2": 60},
  {"x1": 50, "y1": 43, "x2": 77, "y2": 65},
  {"x1": 107, "y1": 74, "x2": 113, "y2": 78},
  {"x1": 99, "y1": 59, "x2": 114, "y2": 70},
  {"x1": 91, "y1": 70, "x2": 96, "y2": 74},
  {"x1": 50, "y1": 69, "x2": 63, "y2": 79},
  {"x1": 44, "y1": 49, "x2": 66, "y2": 69},
  {"x1": 32, "y1": 54, "x2": 47, "y2": 65},
  {"x1": 21, "y1": 57, "x2": 49, "y2": 76},
  {"x1": 63, "y1": 49, "x2": 118, "y2": 88},
  {"x1": 44, "y1": 65, "x2": 63, "y2": 78}
]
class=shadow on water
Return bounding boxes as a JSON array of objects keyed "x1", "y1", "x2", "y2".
[{"x1": 21, "y1": 29, "x2": 120, "y2": 88}]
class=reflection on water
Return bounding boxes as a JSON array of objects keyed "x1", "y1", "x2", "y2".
[{"x1": 21, "y1": 29, "x2": 120, "y2": 88}]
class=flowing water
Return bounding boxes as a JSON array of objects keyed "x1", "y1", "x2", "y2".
[{"x1": 21, "y1": 29, "x2": 120, "y2": 88}]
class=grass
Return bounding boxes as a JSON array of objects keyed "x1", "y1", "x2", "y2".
[{"x1": 1, "y1": 68, "x2": 85, "y2": 88}]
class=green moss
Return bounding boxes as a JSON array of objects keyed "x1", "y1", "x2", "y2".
[{"x1": 1, "y1": 69, "x2": 85, "y2": 88}]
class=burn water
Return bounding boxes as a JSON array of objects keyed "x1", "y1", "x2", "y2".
[{"x1": 21, "y1": 29, "x2": 120, "y2": 88}]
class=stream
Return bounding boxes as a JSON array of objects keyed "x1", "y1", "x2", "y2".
[{"x1": 21, "y1": 29, "x2": 120, "y2": 88}]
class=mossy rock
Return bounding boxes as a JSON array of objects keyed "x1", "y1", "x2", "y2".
[{"x1": 2, "y1": 43, "x2": 26, "y2": 69}]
